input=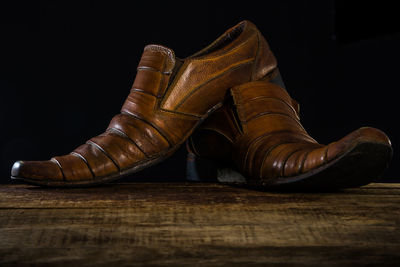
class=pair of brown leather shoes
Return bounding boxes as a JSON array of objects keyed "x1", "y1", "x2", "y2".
[{"x1": 11, "y1": 21, "x2": 392, "y2": 189}]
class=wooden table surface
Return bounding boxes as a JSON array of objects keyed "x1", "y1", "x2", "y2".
[{"x1": 0, "y1": 182, "x2": 399, "y2": 266}]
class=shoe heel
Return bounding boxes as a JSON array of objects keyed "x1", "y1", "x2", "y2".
[
  {"x1": 186, "y1": 152, "x2": 218, "y2": 182},
  {"x1": 186, "y1": 152, "x2": 247, "y2": 183}
]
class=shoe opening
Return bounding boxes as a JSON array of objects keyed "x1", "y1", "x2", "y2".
[{"x1": 192, "y1": 21, "x2": 246, "y2": 57}]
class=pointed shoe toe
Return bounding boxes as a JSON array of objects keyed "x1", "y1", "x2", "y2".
[
  {"x1": 276, "y1": 127, "x2": 393, "y2": 191},
  {"x1": 11, "y1": 20, "x2": 279, "y2": 187},
  {"x1": 188, "y1": 81, "x2": 393, "y2": 191},
  {"x1": 309, "y1": 127, "x2": 394, "y2": 189},
  {"x1": 11, "y1": 160, "x2": 64, "y2": 185}
]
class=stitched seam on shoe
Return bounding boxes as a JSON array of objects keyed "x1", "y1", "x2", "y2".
[
  {"x1": 281, "y1": 146, "x2": 309, "y2": 177},
  {"x1": 137, "y1": 66, "x2": 172, "y2": 75},
  {"x1": 236, "y1": 86, "x2": 247, "y2": 123},
  {"x1": 242, "y1": 96, "x2": 299, "y2": 117},
  {"x1": 246, "y1": 113, "x2": 306, "y2": 134},
  {"x1": 232, "y1": 86, "x2": 248, "y2": 133},
  {"x1": 120, "y1": 111, "x2": 172, "y2": 148},
  {"x1": 50, "y1": 158, "x2": 66, "y2": 181},
  {"x1": 299, "y1": 150, "x2": 312, "y2": 173},
  {"x1": 130, "y1": 88, "x2": 160, "y2": 98},
  {"x1": 243, "y1": 130, "x2": 313, "y2": 172},
  {"x1": 70, "y1": 152, "x2": 95, "y2": 178},
  {"x1": 158, "y1": 108, "x2": 202, "y2": 119},
  {"x1": 227, "y1": 104, "x2": 244, "y2": 137},
  {"x1": 107, "y1": 127, "x2": 149, "y2": 158},
  {"x1": 86, "y1": 140, "x2": 121, "y2": 172},
  {"x1": 172, "y1": 59, "x2": 255, "y2": 111},
  {"x1": 323, "y1": 146, "x2": 329, "y2": 164},
  {"x1": 247, "y1": 111, "x2": 307, "y2": 133},
  {"x1": 259, "y1": 142, "x2": 298, "y2": 180},
  {"x1": 246, "y1": 112, "x2": 296, "y2": 123},
  {"x1": 243, "y1": 130, "x2": 293, "y2": 167},
  {"x1": 156, "y1": 56, "x2": 167, "y2": 104}
]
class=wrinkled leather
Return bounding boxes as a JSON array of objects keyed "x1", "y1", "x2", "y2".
[
  {"x1": 188, "y1": 81, "x2": 392, "y2": 183},
  {"x1": 11, "y1": 20, "x2": 278, "y2": 185}
]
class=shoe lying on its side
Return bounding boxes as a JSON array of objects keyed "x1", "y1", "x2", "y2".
[
  {"x1": 188, "y1": 80, "x2": 392, "y2": 190},
  {"x1": 11, "y1": 20, "x2": 279, "y2": 186}
]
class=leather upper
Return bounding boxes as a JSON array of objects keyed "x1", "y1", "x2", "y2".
[
  {"x1": 12, "y1": 20, "x2": 278, "y2": 183},
  {"x1": 189, "y1": 81, "x2": 392, "y2": 182}
]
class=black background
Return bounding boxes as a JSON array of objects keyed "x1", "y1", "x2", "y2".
[{"x1": 0, "y1": 1, "x2": 399, "y2": 183}]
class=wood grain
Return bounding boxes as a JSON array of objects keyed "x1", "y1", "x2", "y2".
[{"x1": 0, "y1": 183, "x2": 399, "y2": 266}]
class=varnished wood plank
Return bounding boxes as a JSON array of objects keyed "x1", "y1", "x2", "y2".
[
  {"x1": 0, "y1": 183, "x2": 399, "y2": 266},
  {"x1": 0, "y1": 183, "x2": 399, "y2": 209}
]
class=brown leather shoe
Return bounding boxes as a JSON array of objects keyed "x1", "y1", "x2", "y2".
[
  {"x1": 11, "y1": 20, "x2": 279, "y2": 186},
  {"x1": 187, "y1": 80, "x2": 392, "y2": 190}
]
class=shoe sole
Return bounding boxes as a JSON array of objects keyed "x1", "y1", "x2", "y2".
[
  {"x1": 187, "y1": 141, "x2": 392, "y2": 191},
  {"x1": 253, "y1": 141, "x2": 393, "y2": 191}
]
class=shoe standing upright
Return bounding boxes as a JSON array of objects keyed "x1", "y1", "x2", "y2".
[{"x1": 11, "y1": 21, "x2": 280, "y2": 186}]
